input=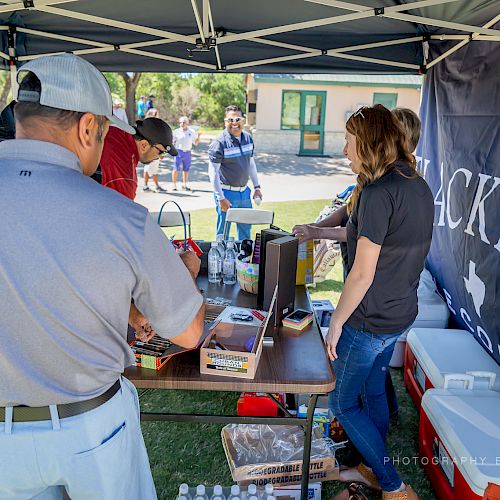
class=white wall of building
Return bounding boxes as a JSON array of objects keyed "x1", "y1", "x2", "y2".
[{"x1": 252, "y1": 81, "x2": 421, "y2": 155}]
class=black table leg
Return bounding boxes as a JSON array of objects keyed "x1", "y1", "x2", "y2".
[{"x1": 300, "y1": 393, "x2": 318, "y2": 500}]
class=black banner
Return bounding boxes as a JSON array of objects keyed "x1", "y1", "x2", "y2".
[{"x1": 418, "y1": 38, "x2": 500, "y2": 364}]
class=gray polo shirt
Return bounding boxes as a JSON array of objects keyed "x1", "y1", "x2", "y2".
[{"x1": 0, "y1": 140, "x2": 202, "y2": 406}]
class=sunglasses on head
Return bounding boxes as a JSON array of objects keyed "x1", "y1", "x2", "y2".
[
  {"x1": 352, "y1": 107, "x2": 367, "y2": 119},
  {"x1": 225, "y1": 117, "x2": 244, "y2": 123}
]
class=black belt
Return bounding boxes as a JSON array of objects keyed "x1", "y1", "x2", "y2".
[{"x1": 0, "y1": 380, "x2": 121, "y2": 423}]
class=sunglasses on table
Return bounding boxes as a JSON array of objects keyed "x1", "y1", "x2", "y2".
[{"x1": 225, "y1": 117, "x2": 244, "y2": 123}]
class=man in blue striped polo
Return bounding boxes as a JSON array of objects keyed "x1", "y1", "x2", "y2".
[{"x1": 208, "y1": 105, "x2": 263, "y2": 240}]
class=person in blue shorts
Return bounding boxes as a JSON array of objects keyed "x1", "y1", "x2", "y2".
[
  {"x1": 172, "y1": 116, "x2": 200, "y2": 191},
  {"x1": 208, "y1": 105, "x2": 263, "y2": 240}
]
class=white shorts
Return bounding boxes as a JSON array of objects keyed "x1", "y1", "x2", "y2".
[{"x1": 144, "y1": 159, "x2": 160, "y2": 176}]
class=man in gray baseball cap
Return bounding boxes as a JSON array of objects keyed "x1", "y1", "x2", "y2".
[{"x1": 0, "y1": 53, "x2": 204, "y2": 499}]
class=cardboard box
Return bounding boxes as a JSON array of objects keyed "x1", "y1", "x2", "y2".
[
  {"x1": 311, "y1": 299, "x2": 335, "y2": 328},
  {"x1": 222, "y1": 425, "x2": 338, "y2": 485},
  {"x1": 297, "y1": 405, "x2": 333, "y2": 438},
  {"x1": 239, "y1": 470, "x2": 337, "y2": 488},
  {"x1": 296, "y1": 240, "x2": 314, "y2": 285},
  {"x1": 272, "y1": 482, "x2": 322, "y2": 500},
  {"x1": 200, "y1": 306, "x2": 271, "y2": 379}
]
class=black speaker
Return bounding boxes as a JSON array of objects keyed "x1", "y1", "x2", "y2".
[
  {"x1": 257, "y1": 228, "x2": 290, "y2": 308},
  {"x1": 263, "y1": 236, "x2": 298, "y2": 328}
]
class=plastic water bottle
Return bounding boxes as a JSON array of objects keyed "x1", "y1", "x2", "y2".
[
  {"x1": 211, "y1": 485, "x2": 225, "y2": 500},
  {"x1": 254, "y1": 195, "x2": 262, "y2": 206},
  {"x1": 227, "y1": 485, "x2": 241, "y2": 500},
  {"x1": 195, "y1": 485, "x2": 209, "y2": 500},
  {"x1": 223, "y1": 241, "x2": 237, "y2": 285},
  {"x1": 262, "y1": 484, "x2": 274, "y2": 499},
  {"x1": 216, "y1": 234, "x2": 226, "y2": 260},
  {"x1": 247, "y1": 484, "x2": 258, "y2": 497},
  {"x1": 208, "y1": 242, "x2": 222, "y2": 283},
  {"x1": 178, "y1": 483, "x2": 192, "y2": 500},
  {"x1": 248, "y1": 497, "x2": 259, "y2": 500}
]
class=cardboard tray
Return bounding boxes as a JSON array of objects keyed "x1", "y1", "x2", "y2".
[
  {"x1": 221, "y1": 425, "x2": 338, "y2": 485},
  {"x1": 200, "y1": 318, "x2": 267, "y2": 379}
]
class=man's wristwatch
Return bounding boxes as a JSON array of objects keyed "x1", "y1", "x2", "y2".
[{"x1": 254, "y1": 185, "x2": 261, "y2": 190}]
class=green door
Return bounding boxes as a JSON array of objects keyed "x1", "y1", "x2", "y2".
[{"x1": 299, "y1": 91, "x2": 326, "y2": 156}]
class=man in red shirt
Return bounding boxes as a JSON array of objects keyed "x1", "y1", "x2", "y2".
[{"x1": 100, "y1": 117, "x2": 177, "y2": 200}]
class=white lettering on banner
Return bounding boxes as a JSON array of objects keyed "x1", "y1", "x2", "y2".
[
  {"x1": 420, "y1": 157, "x2": 499, "y2": 252},
  {"x1": 416, "y1": 156, "x2": 431, "y2": 179},
  {"x1": 477, "y1": 325, "x2": 493, "y2": 353},
  {"x1": 443, "y1": 288, "x2": 457, "y2": 315},
  {"x1": 434, "y1": 162, "x2": 446, "y2": 227},
  {"x1": 444, "y1": 289, "x2": 498, "y2": 355},
  {"x1": 464, "y1": 174, "x2": 500, "y2": 245},
  {"x1": 460, "y1": 308, "x2": 474, "y2": 333},
  {"x1": 446, "y1": 168, "x2": 472, "y2": 229}
]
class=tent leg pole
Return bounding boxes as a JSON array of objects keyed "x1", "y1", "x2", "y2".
[{"x1": 8, "y1": 27, "x2": 17, "y2": 100}]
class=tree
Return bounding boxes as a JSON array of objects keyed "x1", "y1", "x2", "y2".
[
  {"x1": 0, "y1": 71, "x2": 12, "y2": 110},
  {"x1": 192, "y1": 73, "x2": 245, "y2": 127},
  {"x1": 119, "y1": 72, "x2": 141, "y2": 123},
  {"x1": 104, "y1": 71, "x2": 140, "y2": 123}
]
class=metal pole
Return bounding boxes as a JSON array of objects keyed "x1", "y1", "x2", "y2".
[
  {"x1": 7, "y1": 26, "x2": 17, "y2": 99},
  {"x1": 300, "y1": 394, "x2": 319, "y2": 500}
]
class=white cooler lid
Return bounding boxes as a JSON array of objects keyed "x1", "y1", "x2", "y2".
[
  {"x1": 421, "y1": 389, "x2": 500, "y2": 495},
  {"x1": 407, "y1": 328, "x2": 500, "y2": 391},
  {"x1": 414, "y1": 294, "x2": 450, "y2": 324}
]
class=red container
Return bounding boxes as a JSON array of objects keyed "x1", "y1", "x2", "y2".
[
  {"x1": 237, "y1": 392, "x2": 284, "y2": 417},
  {"x1": 419, "y1": 389, "x2": 500, "y2": 500},
  {"x1": 404, "y1": 338, "x2": 434, "y2": 408},
  {"x1": 404, "y1": 328, "x2": 500, "y2": 408}
]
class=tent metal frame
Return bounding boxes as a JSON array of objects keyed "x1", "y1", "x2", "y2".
[{"x1": 0, "y1": 0, "x2": 497, "y2": 78}]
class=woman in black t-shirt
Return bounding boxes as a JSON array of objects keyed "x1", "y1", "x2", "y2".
[{"x1": 327, "y1": 105, "x2": 433, "y2": 500}]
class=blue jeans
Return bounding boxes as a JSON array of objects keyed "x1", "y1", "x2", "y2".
[
  {"x1": 329, "y1": 324, "x2": 403, "y2": 492},
  {"x1": 215, "y1": 187, "x2": 252, "y2": 240},
  {"x1": 0, "y1": 378, "x2": 156, "y2": 500}
]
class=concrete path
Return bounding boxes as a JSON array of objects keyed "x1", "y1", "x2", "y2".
[{"x1": 134, "y1": 138, "x2": 356, "y2": 213}]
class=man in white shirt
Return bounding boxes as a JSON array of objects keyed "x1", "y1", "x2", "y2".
[
  {"x1": 172, "y1": 116, "x2": 200, "y2": 191},
  {"x1": 112, "y1": 98, "x2": 128, "y2": 124}
]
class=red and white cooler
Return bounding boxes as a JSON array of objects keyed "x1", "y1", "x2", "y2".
[
  {"x1": 404, "y1": 328, "x2": 500, "y2": 408},
  {"x1": 420, "y1": 388, "x2": 500, "y2": 499},
  {"x1": 389, "y1": 269, "x2": 449, "y2": 368}
]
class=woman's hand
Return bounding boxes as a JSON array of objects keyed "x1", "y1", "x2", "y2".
[
  {"x1": 292, "y1": 224, "x2": 318, "y2": 242},
  {"x1": 325, "y1": 321, "x2": 343, "y2": 361}
]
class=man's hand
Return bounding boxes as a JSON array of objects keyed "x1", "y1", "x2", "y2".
[
  {"x1": 179, "y1": 249, "x2": 201, "y2": 279},
  {"x1": 129, "y1": 304, "x2": 157, "y2": 342},
  {"x1": 325, "y1": 320, "x2": 343, "y2": 361},
  {"x1": 292, "y1": 223, "x2": 319, "y2": 242},
  {"x1": 219, "y1": 198, "x2": 231, "y2": 212},
  {"x1": 253, "y1": 188, "x2": 263, "y2": 200}
]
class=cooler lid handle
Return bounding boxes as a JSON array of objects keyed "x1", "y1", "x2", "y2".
[
  {"x1": 466, "y1": 371, "x2": 496, "y2": 390},
  {"x1": 443, "y1": 373, "x2": 474, "y2": 390}
]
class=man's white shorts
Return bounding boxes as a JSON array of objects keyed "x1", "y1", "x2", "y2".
[
  {"x1": 144, "y1": 159, "x2": 160, "y2": 176},
  {"x1": 0, "y1": 377, "x2": 157, "y2": 500}
]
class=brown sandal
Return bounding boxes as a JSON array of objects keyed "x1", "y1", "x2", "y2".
[
  {"x1": 331, "y1": 483, "x2": 371, "y2": 500},
  {"x1": 357, "y1": 462, "x2": 381, "y2": 491}
]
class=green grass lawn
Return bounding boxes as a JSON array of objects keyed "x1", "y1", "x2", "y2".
[{"x1": 146, "y1": 199, "x2": 436, "y2": 499}]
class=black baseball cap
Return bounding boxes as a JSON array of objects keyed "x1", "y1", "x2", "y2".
[{"x1": 135, "y1": 118, "x2": 178, "y2": 156}]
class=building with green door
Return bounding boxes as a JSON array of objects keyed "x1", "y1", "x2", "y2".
[{"x1": 245, "y1": 74, "x2": 422, "y2": 156}]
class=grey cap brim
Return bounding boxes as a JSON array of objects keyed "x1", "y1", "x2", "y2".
[{"x1": 108, "y1": 113, "x2": 135, "y2": 135}]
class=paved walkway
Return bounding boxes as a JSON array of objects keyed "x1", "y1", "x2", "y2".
[{"x1": 134, "y1": 138, "x2": 356, "y2": 213}]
